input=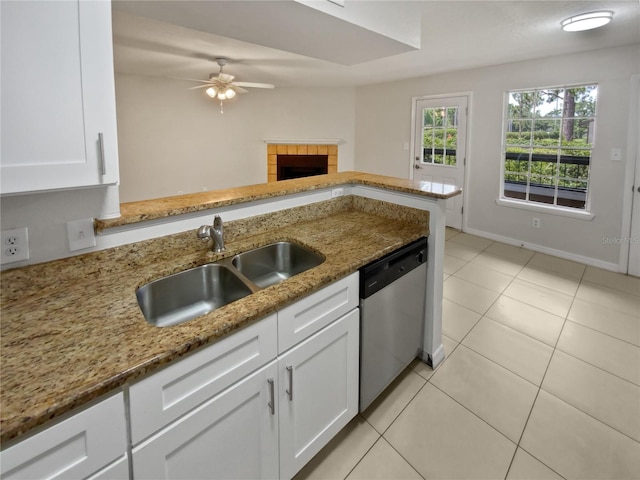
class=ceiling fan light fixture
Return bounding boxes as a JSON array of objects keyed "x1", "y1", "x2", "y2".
[
  {"x1": 205, "y1": 87, "x2": 217, "y2": 98},
  {"x1": 217, "y1": 91, "x2": 227, "y2": 100},
  {"x1": 224, "y1": 87, "x2": 236, "y2": 99},
  {"x1": 561, "y1": 11, "x2": 613, "y2": 32}
]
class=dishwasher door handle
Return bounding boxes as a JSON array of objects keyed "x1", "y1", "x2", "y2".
[{"x1": 286, "y1": 366, "x2": 294, "y2": 401}]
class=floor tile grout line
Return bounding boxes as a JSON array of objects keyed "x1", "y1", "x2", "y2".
[
  {"x1": 339, "y1": 431, "x2": 382, "y2": 480},
  {"x1": 427, "y1": 381, "x2": 519, "y2": 446},
  {"x1": 560, "y1": 317, "x2": 640, "y2": 351}
]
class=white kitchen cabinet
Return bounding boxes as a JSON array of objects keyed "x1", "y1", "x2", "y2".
[
  {"x1": 129, "y1": 314, "x2": 277, "y2": 445},
  {"x1": 124, "y1": 271, "x2": 359, "y2": 479},
  {"x1": 0, "y1": 393, "x2": 128, "y2": 480},
  {"x1": 132, "y1": 361, "x2": 280, "y2": 480},
  {"x1": 0, "y1": 0, "x2": 119, "y2": 194},
  {"x1": 278, "y1": 308, "x2": 359, "y2": 480}
]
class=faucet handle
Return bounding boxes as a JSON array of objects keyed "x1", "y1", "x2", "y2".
[
  {"x1": 197, "y1": 225, "x2": 211, "y2": 242},
  {"x1": 213, "y1": 215, "x2": 223, "y2": 230}
]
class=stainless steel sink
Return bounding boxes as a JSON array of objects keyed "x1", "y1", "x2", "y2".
[
  {"x1": 137, "y1": 241, "x2": 324, "y2": 327},
  {"x1": 232, "y1": 241, "x2": 325, "y2": 289},
  {"x1": 136, "y1": 264, "x2": 253, "y2": 327}
]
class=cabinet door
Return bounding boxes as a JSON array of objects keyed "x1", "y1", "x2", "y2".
[
  {"x1": 0, "y1": 393, "x2": 127, "y2": 480},
  {"x1": 133, "y1": 361, "x2": 279, "y2": 480},
  {"x1": 0, "y1": 0, "x2": 119, "y2": 194},
  {"x1": 279, "y1": 309, "x2": 359, "y2": 480}
]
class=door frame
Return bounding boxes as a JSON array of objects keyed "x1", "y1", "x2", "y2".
[
  {"x1": 410, "y1": 91, "x2": 472, "y2": 232},
  {"x1": 620, "y1": 75, "x2": 640, "y2": 275}
]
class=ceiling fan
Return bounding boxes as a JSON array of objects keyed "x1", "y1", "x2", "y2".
[{"x1": 183, "y1": 57, "x2": 275, "y2": 113}]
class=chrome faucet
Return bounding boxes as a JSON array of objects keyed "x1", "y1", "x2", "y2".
[{"x1": 197, "y1": 215, "x2": 225, "y2": 253}]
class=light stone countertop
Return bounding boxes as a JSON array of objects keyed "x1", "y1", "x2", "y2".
[{"x1": 0, "y1": 195, "x2": 430, "y2": 443}]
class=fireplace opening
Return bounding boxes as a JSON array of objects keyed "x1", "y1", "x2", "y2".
[{"x1": 277, "y1": 155, "x2": 328, "y2": 181}]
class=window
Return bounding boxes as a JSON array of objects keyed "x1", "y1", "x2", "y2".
[
  {"x1": 422, "y1": 106, "x2": 459, "y2": 166},
  {"x1": 502, "y1": 84, "x2": 597, "y2": 210}
]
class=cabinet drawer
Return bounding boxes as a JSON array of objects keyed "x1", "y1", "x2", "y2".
[
  {"x1": 0, "y1": 393, "x2": 127, "y2": 480},
  {"x1": 278, "y1": 272, "x2": 358, "y2": 353},
  {"x1": 129, "y1": 314, "x2": 277, "y2": 444}
]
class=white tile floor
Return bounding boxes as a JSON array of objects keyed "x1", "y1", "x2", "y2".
[{"x1": 294, "y1": 230, "x2": 640, "y2": 480}]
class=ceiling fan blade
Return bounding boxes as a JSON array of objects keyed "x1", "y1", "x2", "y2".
[
  {"x1": 234, "y1": 86, "x2": 249, "y2": 94},
  {"x1": 188, "y1": 84, "x2": 215, "y2": 90},
  {"x1": 233, "y1": 81, "x2": 275, "y2": 89},
  {"x1": 171, "y1": 77, "x2": 214, "y2": 84}
]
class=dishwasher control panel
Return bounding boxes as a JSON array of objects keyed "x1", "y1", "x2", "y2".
[{"x1": 359, "y1": 237, "x2": 427, "y2": 299}]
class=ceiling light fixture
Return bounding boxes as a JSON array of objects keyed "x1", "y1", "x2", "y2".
[{"x1": 561, "y1": 11, "x2": 613, "y2": 32}]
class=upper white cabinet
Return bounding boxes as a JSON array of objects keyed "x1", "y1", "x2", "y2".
[{"x1": 0, "y1": 0, "x2": 119, "y2": 194}]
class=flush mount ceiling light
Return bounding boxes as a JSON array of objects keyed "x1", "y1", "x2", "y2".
[
  {"x1": 181, "y1": 58, "x2": 274, "y2": 113},
  {"x1": 561, "y1": 11, "x2": 613, "y2": 32}
]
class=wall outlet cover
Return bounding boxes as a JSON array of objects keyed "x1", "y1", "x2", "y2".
[
  {"x1": 1, "y1": 227, "x2": 29, "y2": 264},
  {"x1": 67, "y1": 218, "x2": 96, "y2": 252}
]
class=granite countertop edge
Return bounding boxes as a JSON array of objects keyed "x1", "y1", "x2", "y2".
[{"x1": 95, "y1": 171, "x2": 460, "y2": 231}]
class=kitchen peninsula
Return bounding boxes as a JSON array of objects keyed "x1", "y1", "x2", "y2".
[{"x1": 0, "y1": 171, "x2": 461, "y2": 478}]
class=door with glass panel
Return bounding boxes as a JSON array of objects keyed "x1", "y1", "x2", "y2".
[{"x1": 412, "y1": 96, "x2": 468, "y2": 230}]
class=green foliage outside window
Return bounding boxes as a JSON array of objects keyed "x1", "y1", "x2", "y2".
[{"x1": 502, "y1": 84, "x2": 597, "y2": 208}]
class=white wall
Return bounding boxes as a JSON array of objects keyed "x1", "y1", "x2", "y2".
[
  {"x1": 116, "y1": 74, "x2": 356, "y2": 202},
  {"x1": 0, "y1": 78, "x2": 355, "y2": 267},
  {"x1": 354, "y1": 44, "x2": 640, "y2": 269}
]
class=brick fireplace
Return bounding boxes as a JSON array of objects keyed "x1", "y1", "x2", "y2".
[{"x1": 267, "y1": 144, "x2": 338, "y2": 182}]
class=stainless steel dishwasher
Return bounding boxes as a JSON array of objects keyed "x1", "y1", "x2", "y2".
[{"x1": 359, "y1": 237, "x2": 427, "y2": 412}]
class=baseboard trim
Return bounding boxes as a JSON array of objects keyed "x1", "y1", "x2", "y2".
[{"x1": 462, "y1": 226, "x2": 620, "y2": 273}]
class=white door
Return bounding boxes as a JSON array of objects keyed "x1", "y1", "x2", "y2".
[
  {"x1": 278, "y1": 309, "x2": 359, "y2": 480},
  {"x1": 412, "y1": 95, "x2": 468, "y2": 230}
]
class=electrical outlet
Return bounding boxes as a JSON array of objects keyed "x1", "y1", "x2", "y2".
[
  {"x1": 1, "y1": 227, "x2": 29, "y2": 264},
  {"x1": 331, "y1": 188, "x2": 344, "y2": 198},
  {"x1": 532, "y1": 217, "x2": 541, "y2": 229}
]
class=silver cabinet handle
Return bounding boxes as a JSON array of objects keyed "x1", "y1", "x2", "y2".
[
  {"x1": 286, "y1": 366, "x2": 293, "y2": 401},
  {"x1": 98, "y1": 133, "x2": 106, "y2": 175},
  {"x1": 267, "y1": 379, "x2": 275, "y2": 415}
]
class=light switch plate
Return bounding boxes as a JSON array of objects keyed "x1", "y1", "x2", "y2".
[
  {"x1": 67, "y1": 218, "x2": 96, "y2": 252},
  {"x1": 611, "y1": 148, "x2": 622, "y2": 161}
]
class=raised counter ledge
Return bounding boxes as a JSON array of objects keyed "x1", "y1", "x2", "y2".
[
  {"x1": 95, "y1": 171, "x2": 461, "y2": 231},
  {"x1": 0, "y1": 196, "x2": 429, "y2": 443}
]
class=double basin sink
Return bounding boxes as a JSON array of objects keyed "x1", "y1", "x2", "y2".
[{"x1": 136, "y1": 242, "x2": 325, "y2": 328}]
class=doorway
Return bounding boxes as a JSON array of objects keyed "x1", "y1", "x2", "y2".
[{"x1": 411, "y1": 95, "x2": 469, "y2": 230}]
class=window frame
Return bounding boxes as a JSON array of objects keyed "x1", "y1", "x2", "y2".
[{"x1": 498, "y1": 83, "x2": 598, "y2": 220}]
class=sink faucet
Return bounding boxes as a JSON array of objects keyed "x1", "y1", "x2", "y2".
[{"x1": 197, "y1": 215, "x2": 225, "y2": 253}]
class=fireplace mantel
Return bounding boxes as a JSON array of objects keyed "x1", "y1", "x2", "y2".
[{"x1": 262, "y1": 138, "x2": 343, "y2": 145}]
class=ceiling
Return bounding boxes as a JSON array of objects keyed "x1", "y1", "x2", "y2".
[{"x1": 112, "y1": 1, "x2": 640, "y2": 88}]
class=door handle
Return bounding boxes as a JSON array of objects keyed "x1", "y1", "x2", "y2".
[
  {"x1": 414, "y1": 164, "x2": 422, "y2": 169},
  {"x1": 286, "y1": 366, "x2": 293, "y2": 401},
  {"x1": 267, "y1": 378, "x2": 275, "y2": 415}
]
